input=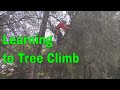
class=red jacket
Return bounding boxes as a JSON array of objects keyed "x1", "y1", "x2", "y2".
[
  {"x1": 55, "y1": 22, "x2": 70, "y2": 35},
  {"x1": 55, "y1": 22, "x2": 69, "y2": 30}
]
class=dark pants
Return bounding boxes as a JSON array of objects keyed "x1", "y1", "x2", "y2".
[{"x1": 57, "y1": 31, "x2": 63, "y2": 45}]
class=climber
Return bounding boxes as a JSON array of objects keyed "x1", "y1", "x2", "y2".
[{"x1": 55, "y1": 20, "x2": 70, "y2": 46}]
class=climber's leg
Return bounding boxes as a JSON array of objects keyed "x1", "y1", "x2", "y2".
[{"x1": 56, "y1": 31, "x2": 61, "y2": 45}]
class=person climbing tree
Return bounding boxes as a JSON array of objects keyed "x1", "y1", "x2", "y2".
[{"x1": 55, "y1": 20, "x2": 70, "y2": 46}]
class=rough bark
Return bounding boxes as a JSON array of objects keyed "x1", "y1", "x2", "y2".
[
  {"x1": 28, "y1": 11, "x2": 49, "y2": 79},
  {"x1": 55, "y1": 12, "x2": 120, "y2": 79}
]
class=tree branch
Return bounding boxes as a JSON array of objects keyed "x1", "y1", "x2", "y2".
[
  {"x1": 49, "y1": 15, "x2": 61, "y2": 22},
  {"x1": 0, "y1": 16, "x2": 43, "y2": 27}
]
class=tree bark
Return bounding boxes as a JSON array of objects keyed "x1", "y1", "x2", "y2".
[{"x1": 28, "y1": 11, "x2": 49, "y2": 79}]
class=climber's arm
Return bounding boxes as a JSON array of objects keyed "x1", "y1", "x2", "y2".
[{"x1": 64, "y1": 25, "x2": 71, "y2": 30}]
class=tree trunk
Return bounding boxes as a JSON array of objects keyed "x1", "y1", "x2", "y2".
[
  {"x1": 28, "y1": 11, "x2": 49, "y2": 79},
  {"x1": 56, "y1": 12, "x2": 120, "y2": 79}
]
